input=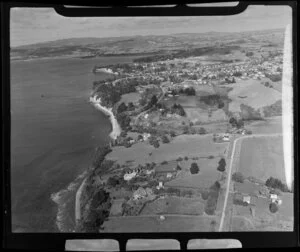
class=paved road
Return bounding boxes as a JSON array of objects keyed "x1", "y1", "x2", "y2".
[{"x1": 218, "y1": 133, "x2": 282, "y2": 232}]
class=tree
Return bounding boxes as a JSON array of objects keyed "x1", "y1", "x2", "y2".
[
  {"x1": 201, "y1": 190, "x2": 209, "y2": 200},
  {"x1": 217, "y1": 163, "x2": 226, "y2": 172},
  {"x1": 153, "y1": 140, "x2": 160, "y2": 148},
  {"x1": 265, "y1": 177, "x2": 289, "y2": 192},
  {"x1": 229, "y1": 117, "x2": 237, "y2": 127},
  {"x1": 170, "y1": 131, "x2": 176, "y2": 137},
  {"x1": 176, "y1": 164, "x2": 182, "y2": 171},
  {"x1": 162, "y1": 135, "x2": 170, "y2": 144},
  {"x1": 150, "y1": 95, "x2": 158, "y2": 106},
  {"x1": 107, "y1": 177, "x2": 119, "y2": 187},
  {"x1": 232, "y1": 172, "x2": 245, "y2": 183},
  {"x1": 269, "y1": 202, "x2": 278, "y2": 213},
  {"x1": 137, "y1": 134, "x2": 143, "y2": 141},
  {"x1": 176, "y1": 157, "x2": 183, "y2": 161},
  {"x1": 236, "y1": 119, "x2": 244, "y2": 129},
  {"x1": 218, "y1": 158, "x2": 226, "y2": 167},
  {"x1": 184, "y1": 156, "x2": 189, "y2": 161},
  {"x1": 198, "y1": 127, "x2": 206, "y2": 135},
  {"x1": 190, "y1": 162, "x2": 199, "y2": 174},
  {"x1": 127, "y1": 102, "x2": 135, "y2": 111},
  {"x1": 117, "y1": 102, "x2": 128, "y2": 114}
]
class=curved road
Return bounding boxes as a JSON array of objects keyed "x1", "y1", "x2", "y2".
[{"x1": 218, "y1": 133, "x2": 282, "y2": 232}]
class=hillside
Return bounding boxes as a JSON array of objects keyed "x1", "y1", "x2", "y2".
[{"x1": 10, "y1": 28, "x2": 284, "y2": 61}]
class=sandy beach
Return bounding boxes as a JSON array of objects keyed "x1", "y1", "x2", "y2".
[{"x1": 89, "y1": 95, "x2": 121, "y2": 140}]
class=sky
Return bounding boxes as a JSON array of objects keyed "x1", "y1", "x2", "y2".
[{"x1": 10, "y1": 5, "x2": 292, "y2": 47}]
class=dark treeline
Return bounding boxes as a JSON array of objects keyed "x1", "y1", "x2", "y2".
[{"x1": 133, "y1": 46, "x2": 240, "y2": 63}]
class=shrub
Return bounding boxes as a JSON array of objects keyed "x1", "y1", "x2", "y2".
[
  {"x1": 198, "y1": 127, "x2": 207, "y2": 134},
  {"x1": 166, "y1": 187, "x2": 180, "y2": 195},
  {"x1": 201, "y1": 190, "x2": 209, "y2": 200},
  {"x1": 107, "y1": 177, "x2": 119, "y2": 187},
  {"x1": 184, "y1": 156, "x2": 189, "y2": 161},
  {"x1": 190, "y1": 162, "x2": 199, "y2": 174},
  {"x1": 232, "y1": 172, "x2": 245, "y2": 183},
  {"x1": 269, "y1": 202, "x2": 279, "y2": 213},
  {"x1": 217, "y1": 163, "x2": 226, "y2": 172},
  {"x1": 170, "y1": 131, "x2": 176, "y2": 137},
  {"x1": 161, "y1": 135, "x2": 170, "y2": 144},
  {"x1": 153, "y1": 140, "x2": 160, "y2": 148},
  {"x1": 176, "y1": 157, "x2": 183, "y2": 161},
  {"x1": 208, "y1": 155, "x2": 214, "y2": 159},
  {"x1": 161, "y1": 161, "x2": 168, "y2": 165}
]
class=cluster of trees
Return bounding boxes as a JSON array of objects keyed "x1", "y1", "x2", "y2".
[
  {"x1": 246, "y1": 51, "x2": 254, "y2": 57},
  {"x1": 92, "y1": 146, "x2": 112, "y2": 169},
  {"x1": 240, "y1": 104, "x2": 262, "y2": 120},
  {"x1": 265, "y1": 177, "x2": 289, "y2": 192},
  {"x1": 232, "y1": 172, "x2": 245, "y2": 183},
  {"x1": 169, "y1": 87, "x2": 196, "y2": 96},
  {"x1": 170, "y1": 103, "x2": 186, "y2": 116},
  {"x1": 149, "y1": 135, "x2": 160, "y2": 148},
  {"x1": 233, "y1": 71, "x2": 243, "y2": 77},
  {"x1": 190, "y1": 162, "x2": 200, "y2": 174},
  {"x1": 263, "y1": 81, "x2": 273, "y2": 88},
  {"x1": 116, "y1": 113, "x2": 131, "y2": 130},
  {"x1": 204, "y1": 181, "x2": 221, "y2": 215},
  {"x1": 76, "y1": 189, "x2": 111, "y2": 232},
  {"x1": 262, "y1": 100, "x2": 282, "y2": 117},
  {"x1": 117, "y1": 102, "x2": 135, "y2": 114},
  {"x1": 217, "y1": 158, "x2": 226, "y2": 172},
  {"x1": 161, "y1": 135, "x2": 170, "y2": 144},
  {"x1": 265, "y1": 73, "x2": 282, "y2": 82},
  {"x1": 229, "y1": 117, "x2": 244, "y2": 128},
  {"x1": 200, "y1": 94, "x2": 227, "y2": 109}
]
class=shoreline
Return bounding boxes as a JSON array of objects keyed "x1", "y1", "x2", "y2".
[
  {"x1": 89, "y1": 95, "x2": 121, "y2": 140},
  {"x1": 73, "y1": 95, "x2": 121, "y2": 227}
]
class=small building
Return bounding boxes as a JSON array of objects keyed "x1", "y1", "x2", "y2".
[
  {"x1": 270, "y1": 193, "x2": 278, "y2": 203},
  {"x1": 156, "y1": 181, "x2": 164, "y2": 189},
  {"x1": 243, "y1": 195, "x2": 251, "y2": 204},
  {"x1": 143, "y1": 133, "x2": 151, "y2": 141}
]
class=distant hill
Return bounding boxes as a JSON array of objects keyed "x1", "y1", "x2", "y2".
[{"x1": 10, "y1": 28, "x2": 285, "y2": 61}]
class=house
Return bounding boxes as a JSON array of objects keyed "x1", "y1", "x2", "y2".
[
  {"x1": 243, "y1": 195, "x2": 251, "y2": 204},
  {"x1": 133, "y1": 187, "x2": 147, "y2": 200},
  {"x1": 222, "y1": 133, "x2": 230, "y2": 141},
  {"x1": 143, "y1": 133, "x2": 151, "y2": 141},
  {"x1": 270, "y1": 193, "x2": 278, "y2": 203},
  {"x1": 166, "y1": 173, "x2": 173, "y2": 179},
  {"x1": 156, "y1": 181, "x2": 164, "y2": 189}
]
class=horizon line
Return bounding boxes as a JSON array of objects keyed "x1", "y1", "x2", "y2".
[{"x1": 11, "y1": 27, "x2": 285, "y2": 49}]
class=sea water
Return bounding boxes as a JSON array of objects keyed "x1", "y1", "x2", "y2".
[{"x1": 10, "y1": 56, "x2": 135, "y2": 232}]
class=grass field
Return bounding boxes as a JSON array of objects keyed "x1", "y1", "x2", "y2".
[
  {"x1": 102, "y1": 215, "x2": 218, "y2": 232},
  {"x1": 244, "y1": 116, "x2": 282, "y2": 134},
  {"x1": 106, "y1": 134, "x2": 228, "y2": 167},
  {"x1": 226, "y1": 79, "x2": 281, "y2": 112},
  {"x1": 120, "y1": 92, "x2": 141, "y2": 104},
  {"x1": 165, "y1": 170, "x2": 220, "y2": 189},
  {"x1": 140, "y1": 196, "x2": 205, "y2": 216},
  {"x1": 238, "y1": 136, "x2": 285, "y2": 182}
]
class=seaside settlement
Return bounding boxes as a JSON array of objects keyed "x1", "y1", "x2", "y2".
[{"x1": 75, "y1": 40, "x2": 293, "y2": 233}]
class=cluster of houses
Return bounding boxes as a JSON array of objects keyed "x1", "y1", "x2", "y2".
[{"x1": 233, "y1": 180, "x2": 283, "y2": 209}]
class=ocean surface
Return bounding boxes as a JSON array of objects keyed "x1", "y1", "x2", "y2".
[{"x1": 10, "y1": 56, "x2": 136, "y2": 232}]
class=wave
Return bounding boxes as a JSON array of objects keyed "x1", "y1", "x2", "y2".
[{"x1": 89, "y1": 95, "x2": 121, "y2": 140}]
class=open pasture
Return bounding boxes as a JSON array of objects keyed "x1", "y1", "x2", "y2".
[
  {"x1": 102, "y1": 215, "x2": 218, "y2": 232},
  {"x1": 238, "y1": 136, "x2": 286, "y2": 183},
  {"x1": 226, "y1": 79, "x2": 281, "y2": 112},
  {"x1": 140, "y1": 196, "x2": 205, "y2": 216}
]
